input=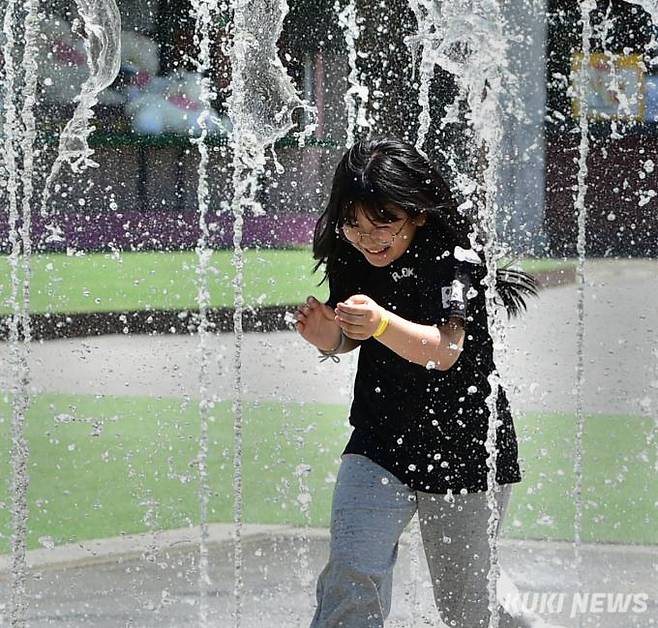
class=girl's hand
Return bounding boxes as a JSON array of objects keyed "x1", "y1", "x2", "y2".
[
  {"x1": 294, "y1": 296, "x2": 342, "y2": 351},
  {"x1": 335, "y1": 294, "x2": 385, "y2": 340}
]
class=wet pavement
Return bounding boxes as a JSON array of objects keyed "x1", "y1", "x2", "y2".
[{"x1": 1, "y1": 524, "x2": 657, "y2": 627}]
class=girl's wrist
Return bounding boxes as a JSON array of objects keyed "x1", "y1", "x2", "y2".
[
  {"x1": 319, "y1": 330, "x2": 345, "y2": 354},
  {"x1": 372, "y1": 309, "x2": 390, "y2": 339},
  {"x1": 318, "y1": 330, "x2": 346, "y2": 363}
]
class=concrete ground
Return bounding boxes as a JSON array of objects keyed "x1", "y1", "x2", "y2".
[
  {"x1": 0, "y1": 524, "x2": 657, "y2": 627},
  {"x1": 1, "y1": 258, "x2": 657, "y2": 626}
]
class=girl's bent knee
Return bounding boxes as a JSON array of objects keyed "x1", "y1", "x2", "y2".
[{"x1": 321, "y1": 555, "x2": 389, "y2": 586}]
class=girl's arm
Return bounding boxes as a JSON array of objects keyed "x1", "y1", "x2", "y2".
[
  {"x1": 373, "y1": 310, "x2": 464, "y2": 370},
  {"x1": 335, "y1": 295, "x2": 464, "y2": 371}
]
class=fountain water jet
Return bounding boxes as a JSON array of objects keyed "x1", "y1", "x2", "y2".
[
  {"x1": 187, "y1": 0, "x2": 220, "y2": 624},
  {"x1": 403, "y1": 3, "x2": 525, "y2": 625},
  {"x1": 336, "y1": 0, "x2": 370, "y2": 146},
  {"x1": 2, "y1": 0, "x2": 50, "y2": 623},
  {"x1": 225, "y1": 0, "x2": 312, "y2": 623},
  {"x1": 39, "y1": 0, "x2": 121, "y2": 246}
]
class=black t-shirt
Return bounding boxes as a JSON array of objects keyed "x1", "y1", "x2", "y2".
[{"x1": 325, "y1": 220, "x2": 523, "y2": 494}]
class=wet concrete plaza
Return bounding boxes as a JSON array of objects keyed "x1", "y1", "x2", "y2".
[{"x1": 1, "y1": 524, "x2": 657, "y2": 627}]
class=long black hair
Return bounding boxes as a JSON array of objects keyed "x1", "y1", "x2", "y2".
[{"x1": 312, "y1": 137, "x2": 538, "y2": 317}]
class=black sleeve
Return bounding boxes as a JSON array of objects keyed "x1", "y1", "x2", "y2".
[
  {"x1": 417, "y1": 257, "x2": 481, "y2": 327},
  {"x1": 439, "y1": 261, "x2": 475, "y2": 323}
]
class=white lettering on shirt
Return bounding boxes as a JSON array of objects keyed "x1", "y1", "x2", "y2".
[{"x1": 391, "y1": 267, "x2": 417, "y2": 282}]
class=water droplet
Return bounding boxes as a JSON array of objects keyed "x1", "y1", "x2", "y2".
[
  {"x1": 537, "y1": 514, "x2": 554, "y2": 526},
  {"x1": 297, "y1": 493, "x2": 312, "y2": 506},
  {"x1": 295, "y1": 463, "x2": 311, "y2": 477}
]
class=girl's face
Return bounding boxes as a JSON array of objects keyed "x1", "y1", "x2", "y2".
[{"x1": 341, "y1": 205, "x2": 426, "y2": 267}]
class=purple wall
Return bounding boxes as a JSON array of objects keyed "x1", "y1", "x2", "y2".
[{"x1": 0, "y1": 209, "x2": 317, "y2": 253}]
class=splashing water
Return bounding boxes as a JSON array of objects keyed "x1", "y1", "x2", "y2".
[
  {"x1": 295, "y1": 462, "x2": 314, "y2": 592},
  {"x1": 226, "y1": 0, "x2": 310, "y2": 624},
  {"x1": 570, "y1": 4, "x2": 658, "y2": 628},
  {"x1": 405, "y1": 3, "x2": 522, "y2": 626},
  {"x1": 571, "y1": 6, "x2": 595, "y2": 627},
  {"x1": 39, "y1": 0, "x2": 121, "y2": 240},
  {"x1": 411, "y1": 37, "x2": 435, "y2": 158},
  {"x1": 228, "y1": 0, "x2": 312, "y2": 157},
  {"x1": 403, "y1": 513, "x2": 426, "y2": 623},
  {"x1": 336, "y1": 0, "x2": 370, "y2": 146},
  {"x1": 648, "y1": 343, "x2": 658, "y2": 474},
  {"x1": 186, "y1": 0, "x2": 220, "y2": 624},
  {"x1": 597, "y1": 2, "x2": 631, "y2": 131},
  {"x1": 1, "y1": 1, "x2": 120, "y2": 624},
  {"x1": 624, "y1": 0, "x2": 658, "y2": 27},
  {"x1": 2, "y1": 0, "x2": 119, "y2": 623},
  {"x1": 2, "y1": 0, "x2": 42, "y2": 623}
]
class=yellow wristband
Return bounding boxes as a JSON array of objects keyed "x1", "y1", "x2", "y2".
[{"x1": 372, "y1": 313, "x2": 390, "y2": 338}]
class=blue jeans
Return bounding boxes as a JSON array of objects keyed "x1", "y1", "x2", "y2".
[{"x1": 310, "y1": 453, "x2": 534, "y2": 628}]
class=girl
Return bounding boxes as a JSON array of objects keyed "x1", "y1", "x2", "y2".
[{"x1": 295, "y1": 137, "x2": 539, "y2": 628}]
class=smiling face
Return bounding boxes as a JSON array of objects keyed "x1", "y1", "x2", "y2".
[{"x1": 341, "y1": 205, "x2": 426, "y2": 267}]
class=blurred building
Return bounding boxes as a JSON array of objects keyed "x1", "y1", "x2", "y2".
[{"x1": 1, "y1": 0, "x2": 657, "y2": 256}]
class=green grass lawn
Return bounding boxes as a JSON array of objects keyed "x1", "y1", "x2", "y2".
[
  {"x1": 0, "y1": 393, "x2": 655, "y2": 554},
  {"x1": 0, "y1": 250, "x2": 576, "y2": 315}
]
